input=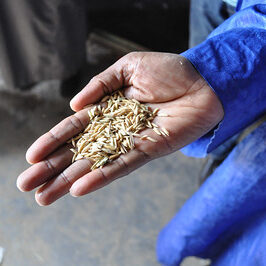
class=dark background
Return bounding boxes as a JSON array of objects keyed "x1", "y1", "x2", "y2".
[{"x1": 88, "y1": 0, "x2": 189, "y2": 53}]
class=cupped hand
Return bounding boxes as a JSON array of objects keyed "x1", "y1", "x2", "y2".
[{"x1": 17, "y1": 52, "x2": 224, "y2": 206}]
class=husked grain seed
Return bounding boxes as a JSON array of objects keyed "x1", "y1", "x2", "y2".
[
  {"x1": 69, "y1": 91, "x2": 169, "y2": 169},
  {"x1": 157, "y1": 113, "x2": 169, "y2": 117},
  {"x1": 153, "y1": 127, "x2": 162, "y2": 135},
  {"x1": 161, "y1": 127, "x2": 170, "y2": 136},
  {"x1": 146, "y1": 136, "x2": 158, "y2": 143},
  {"x1": 101, "y1": 95, "x2": 110, "y2": 103},
  {"x1": 140, "y1": 135, "x2": 148, "y2": 140},
  {"x1": 153, "y1": 108, "x2": 159, "y2": 115}
]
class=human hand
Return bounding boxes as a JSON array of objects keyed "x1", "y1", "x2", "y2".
[{"x1": 17, "y1": 52, "x2": 224, "y2": 205}]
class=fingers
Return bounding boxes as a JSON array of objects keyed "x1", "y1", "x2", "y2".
[
  {"x1": 70, "y1": 52, "x2": 144, "y2": 112},
  {"x1": 21, "y1": 119, "x2": 168, "y2": 205},
  {"x1": 34, "y1": 148, "x2": 149, "y2": 205},
  {"x1": 69, "y1": 149, "x2": 150, "y2": 197},
  {"x1": 35, "y1": 159, "x2": 93, "y2": 206},
  {"x1": 70, "y1": 67, "x2": 122, "y2": 112},
  {"x1": 26, "y1": 108, "x2": 90, "y2": 164},
  {"x1": 34, "y1": 147, "x2": 149, "y2": 205},
  {"x1": 31, "y1": 124, "x2": 166, "y2": 205},
  {"x1": 17, "y1": 145, "x2": 73, "y2": 192}
]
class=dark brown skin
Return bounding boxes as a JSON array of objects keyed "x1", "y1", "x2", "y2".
[{"x1": 17, "y1": 52, "x2": 224, "y2": 206}]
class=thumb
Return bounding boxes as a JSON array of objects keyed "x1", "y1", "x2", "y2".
[{"x1": 70, "y1": 52, "x2": 143, "y2": 112}]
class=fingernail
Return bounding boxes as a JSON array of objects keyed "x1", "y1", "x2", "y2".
[
  {"x1": 69, "y1": 191, "x2": 79, "y2": 197},
  {"x1": 69, "y1": 184, "x2": 79, "y2": 197},
  {"x1": 25, "y1": 150, "x2": 34, "y2": 165},
  {"x1": 37, "y1": 192, "x2": 43, "y2": 197},
  {"x1": 16, "y1": 174, "x2": 29, "y2": 192},
  {"x1": 35, "y1": 192, "x2": 46, "y2": 206},
  {"x1": 16, "y1": 178, "x2": 24, "y2": 192},
  {"x1": 70, "y1": 94, "x2": 79, "y2": 109},
  {"x1": 70, "y1": 97, "x2": 75, "y2": 105},
  {"x1": 70, "y1": 99, "x2": 75, "y2": 110}
]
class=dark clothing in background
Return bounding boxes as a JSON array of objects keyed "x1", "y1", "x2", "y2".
[
  {"x1": 0, "y1": 0, "x2": 88, "y2": 89},
  {"x1": 189, "y1": 0, "x2": 235, "y2": 47},
  {"x1": 0, "y1": 0, "x2": 189, "y2": 90}
]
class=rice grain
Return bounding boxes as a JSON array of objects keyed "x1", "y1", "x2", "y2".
[{"x1": 69, "y1": 91, "x2": 169, "y2": 169}]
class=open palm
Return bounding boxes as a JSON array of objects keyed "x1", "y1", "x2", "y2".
[{"x1": 17, "y1": 52, "x2": 224, "y2": 205}]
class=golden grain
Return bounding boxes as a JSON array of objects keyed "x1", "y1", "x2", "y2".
[
  {"x1": 157, "y1": 113, "x2": 169, "y2": 117},
  {"x1": 162, "y1": 127, "x2": 170, "y2": 136},
  {"x1": 69, "y1": 91, "x2": 169, "y2": 169},
  {"x1": 153, "y1": 127, "x2": 162, "y2": 135},
  {"x1": 146, "y1": 136, "x2": 158, "y2": 143}
]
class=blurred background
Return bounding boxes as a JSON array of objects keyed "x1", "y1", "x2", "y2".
[{"x1": 0, "y1": 1, "x2": 209, "y2": 265}]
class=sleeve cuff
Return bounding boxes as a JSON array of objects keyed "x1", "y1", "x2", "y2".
[{"x1": 180, "y1": 28, "x2": 266, "y2": 157}]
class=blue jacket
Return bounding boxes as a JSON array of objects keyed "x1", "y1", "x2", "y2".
[{"x1": 157, "y1": 1, "x2": 266, "y2": 265}]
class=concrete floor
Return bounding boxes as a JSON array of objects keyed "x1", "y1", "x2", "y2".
[{"x1": 0, "y1": 34, "x2": 207, "y2": 266}]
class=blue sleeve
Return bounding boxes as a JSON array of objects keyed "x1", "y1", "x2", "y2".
[{"x1": 181, "y1": 3, "x2": 266, "y2": 158}]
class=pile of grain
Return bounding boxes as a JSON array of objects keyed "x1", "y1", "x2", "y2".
[{"x1": 70, "y1": 91, "x2": 169, "y2": 170}]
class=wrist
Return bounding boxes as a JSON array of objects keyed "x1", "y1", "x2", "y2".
[{"x1": 181, "y1": 56, "x2": 224, "y2": 129}]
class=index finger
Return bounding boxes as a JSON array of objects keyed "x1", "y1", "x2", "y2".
[
  {"x1": 26, "y1": 108, "x2": 90, "y2": 164},
  {"x1": 70, "y1": 52, "x2": 143, "y2": 112}
]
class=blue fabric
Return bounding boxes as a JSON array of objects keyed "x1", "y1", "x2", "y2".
[
  {"x1": 157, "y1": 1, "x2": 266, "y2": 265},
  {"x1": 189, "y1": 0, "x2": 232, "y2": 48},
  {"x1": 237, "y1": 0, "x2": 266, "y2": 10},
  {"x1": 211, "y1": 211, "x2": 266, "y2": 265},
  {"x1": 157, "y1": 122, "x2": 266, "y2": 265},
  {"x1": 181, "y1": 1, "x2": 266, "y2": 157}
]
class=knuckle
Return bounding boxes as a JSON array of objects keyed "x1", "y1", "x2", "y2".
[
  {"x1": 93, "y1": 75, "x2": 112, "y2": 95},
  {"x1": 44, "y1": 159, "x2": 56, "y2": 175},
  {"x1": 36, "y1": 192, "x2": 52, "y2": 206},
  {"x1": 116, "y1": 157, "x2": 130, "y2": 176},
  {"x1": 70, "y1": 114, "x2": 84, "y2": 130},
  {"x1": 60, "y1": 171, "x2": 71, "y2": 185},
  {"x1": 90, "y1": 75, "x2": 99, "y2": 82},
  {"x1": 126, "y1": 51, "x2": 139, "y2": 59},
  {"x1": 48, "y1": 130, "x2": 61, "y2": 144},
  {"x1": 98, "y1": 168, "x2": 109, "y2": 183}
]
